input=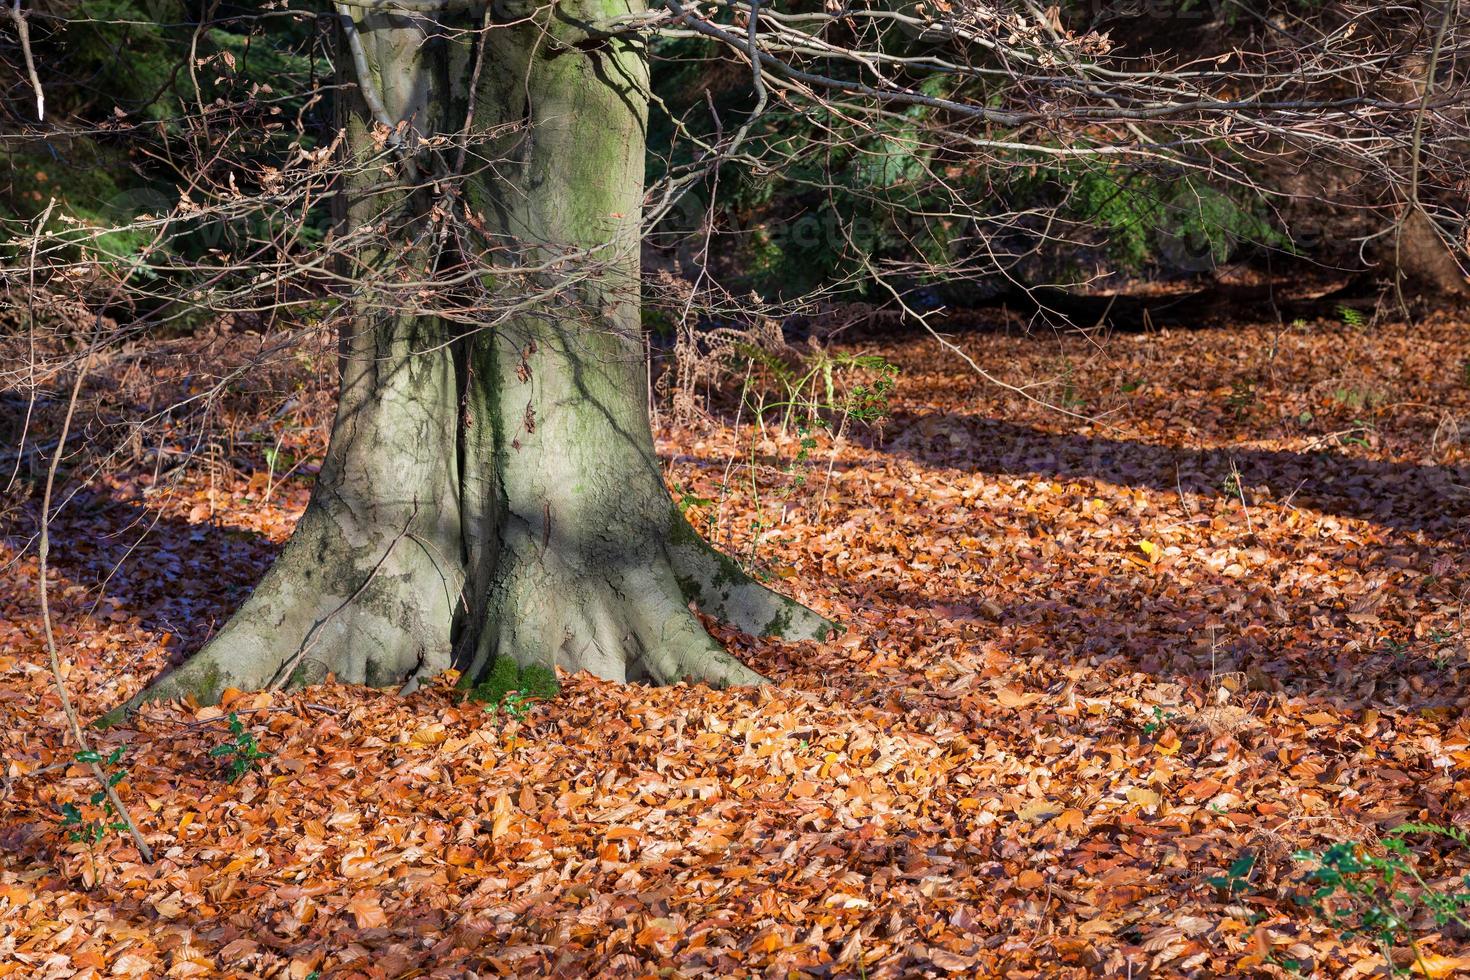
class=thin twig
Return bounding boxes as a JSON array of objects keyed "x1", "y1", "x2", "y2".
[
  {"x1": 5, "y1": 200, "x2": 51, "y2": 496},
  {"x1": 9, "y1": 0, "x2": 43, "y2": 120},
  {"x1": 1229, "y1": 458, "x2": 1255, "y2": 536},
  {"x1": 453, "y1": 1, "x2": 494, "y2": 176},
  {"x1": 175, "y1": 702, "x2": 343, "y2": 730},
  {"x1": 37, "y1": 338, "x2": 153, "y2": 864},
  {"x1": 266, "y1": 502, "x2": 418, "y2": 690},
  {"x1": 865, "y1": 263, "x2": 1115, "y2": 431},
  {"x1": 335, "y1": 2, "x2": 397, "y2": 136}
]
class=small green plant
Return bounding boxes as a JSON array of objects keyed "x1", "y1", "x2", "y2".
[
  {"x1": 464, "y1": 659, "x2": 560, "y2": 719},
  {"x1": 1379, "y1": 637, "x2": 1410, "y2": 658},
  {"x1": 1221, "y1": 470, "x2": 1241, "y2": 498},
  {"x1": 734, "y1": 346, "x2": 899, "y2": 432},
  {"x1": 57, "y1": 747, "x2": 134, "y2": 885},
  {"x1": 59, "y1": 747, "x2": 131, "y2": 846},
  {"x1": 209, "y1": 712, "x2": 270, "y2": 782},
  {"x1": 1270, "y1": 953, "x2": 1308, "y2": 975},
  {"x1": 1339, "y1": 418, "x2": 1376, "y2": 449},
  {"x1": 1227, "y1": 378, "x2": 1257, "y2": 419},
  {"x1": 1211, "y1": 826, "x2": 1470, "y2": 976},
  {"x1": 699, "y1": 342, "x2": 899, "y2": 560},
  {"x1": 1056, "y1": 361, "x2": 1086, "y2": 411},
  {"x1": 1329, "y1": 384, "x2": 1384, "y2": 416},
  {"x1": 1427, "y1": 626, "x2": 1462, "y2": 670},
  {"x1": 1338, "y1": 304, "x2": 1367, "y2": 328},
  {"x1": 1208, "y1": 852, "x2": 1258, "y2": 895},
  {"x1": 746, "y1": 516, "x2": 769, "y2": 568},
  {"x1": 674, "y1": 486, "x2": 714, "y2": 515},
  {"x1": 1141, "y1": 704, "x2": 1179, "y2": 737},
  {"x1": 1289, "y1": 825, "x2": 1470, "y2": 975},
  {"x1": 774, "y1": 418, "x2": 825, "y2": 497},
  {"x1": 674, "y1": 483, "x2": 720, "y2": 536},
  {"x1": 494, "y1": 691, "x2": 538, "y2": 722}
]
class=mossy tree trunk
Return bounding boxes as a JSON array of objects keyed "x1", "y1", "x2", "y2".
[{"x1": 116, "y1": 0, "x2": 833, "y2": 713}]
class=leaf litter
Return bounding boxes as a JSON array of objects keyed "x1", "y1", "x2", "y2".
[{"x1": 3, "y1": 314, "x2": 1470, "y2": 976}]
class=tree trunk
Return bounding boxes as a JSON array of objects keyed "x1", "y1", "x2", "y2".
[
  {"x1": 113, "y1": 0, "x2": 832, "y2": 713},
  {"x1": 1393, "y1": 209, "x2": 1469, "y2": 301}
]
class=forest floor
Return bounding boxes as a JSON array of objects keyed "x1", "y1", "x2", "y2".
[{"x1": 5, "y1": 312, "x2": 1470, "y2": 977}]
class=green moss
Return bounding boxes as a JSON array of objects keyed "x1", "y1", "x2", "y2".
[
  {"x1": 675, "y1": 572, "x2": 704, "y2": 603},
  {"x1": 467, "y1": 657, "x2": 520, "y2": 703},
  {"x1": 186, "y1": 660, "x2": 225, "y2": 704},
  {"x1": 763, "y1": 604, "x2": 841, "y2": 642},
  {"x1": 518, "y1": 663, "x2": 559, "y2": 700},
  {"x1": 92, "y1": 706, "x2": 129, "y2": 731},
  {"x1": 286, "y1": 659, "x2": 326, "y2": 690},
  {"x1": 666, "y1": 512, "x2": 701, "y2": 547},
  {"x1": 464, "y1": 657, "x2": 560, "y2": 707},
  {"x1": 710, "y1": 552, "x2": 746, "y2": 589},
  {"x1": 668, "y1": 514, "x2": 743, "y2": 589},
  {"x1": 96, "y1": 656, "x2": 226, "y2": 728},
  {"x1": 761, "y1": 606, "x2": 794, "y2": 638}
]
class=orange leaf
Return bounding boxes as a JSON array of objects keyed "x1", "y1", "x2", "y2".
[
  {"x1": 604, "y1": 825, "x2": 642, "y2": 840},
  {"x1": 1056, "y1": 808, "x2": 1087, "y2": 833},
  {"x1": 1411, "y1": 955, "x2": 1470, "y2": 978},
  {"x1": 491, "y1": 792, "x2": 512, "y2": 840},
  {"x1": 347, "y1": 893, "x2": 386, "y2": 929}
]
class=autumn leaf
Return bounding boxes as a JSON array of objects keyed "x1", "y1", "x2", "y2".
[
  {"x1": 1411, "y1": 956, "x2": 1470, "y2": 979},
  {"x1": 347, "y1": 893, "x2": 387, "y2": 929},
  {"x1": 1125, "y1": 787, "x2": 1162, "y2": 809},
  {"x1": 491, "y1": 792, "x2": 513, "y2": 840},
  {"x1": 1017, "y1": 799, "x2": 1063, "y2": 824}
]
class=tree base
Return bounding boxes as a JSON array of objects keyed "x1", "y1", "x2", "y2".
[{"x1": 104, "y1": 506, "x2": 835, "y2": 721}]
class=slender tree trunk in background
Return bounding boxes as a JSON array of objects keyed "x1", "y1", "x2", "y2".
[
  {"x1": 1393, "y1": 209, "x2": 1469, "y2": 300},
  {"x1": 116, "y1": 0, "x2": 833, "y2": 713}
]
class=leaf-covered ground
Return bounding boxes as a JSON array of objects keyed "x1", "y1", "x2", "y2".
[{"x1": 4, "y1": 314, "x2": 1470, "y2": 977}]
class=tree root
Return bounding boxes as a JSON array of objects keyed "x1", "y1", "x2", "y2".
[
  {"x1": 101, "y1": 506, "x2": 462, "y2": 722},
  {"x1": 667, "y1": 516, "x2": 839, "y2": 643},
  {"x1": 457, "y1": 539, "x2": 775, "y2": 689},
  {"x1": 103, "y1": 510, "x2": 835, "y2": 722}
]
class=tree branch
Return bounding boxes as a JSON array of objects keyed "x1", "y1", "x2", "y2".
[{"x1": 9, "y1": 0, "x2": 43, "y2": 120}]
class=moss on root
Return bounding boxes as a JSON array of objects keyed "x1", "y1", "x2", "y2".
[{"x1": 462, "y1": 659, "x2": 560, "y2": 707}]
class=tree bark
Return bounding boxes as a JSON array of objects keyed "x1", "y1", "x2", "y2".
[{"x1": 113, "y1": 0, "x2": 833, "y2": 713}]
